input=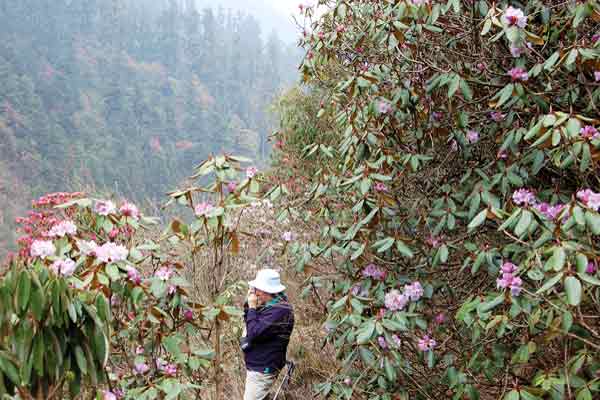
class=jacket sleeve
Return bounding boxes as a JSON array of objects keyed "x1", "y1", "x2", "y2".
[{"x1": 245, "y1": 307, "x2": 283, "y2": 340}]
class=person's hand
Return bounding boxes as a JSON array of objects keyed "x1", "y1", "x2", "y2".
[{"x1": 247, "y1": 288, "x2": 258, "y2": 309}]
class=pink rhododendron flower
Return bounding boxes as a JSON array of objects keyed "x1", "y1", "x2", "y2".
[
  {"x1": 127, "y1": 266, "x2": 141, "y2": 284},
  {"x1": 226, "y1": 181, "x2": 237, "y2": 192},
  {"x1": 374, "y1": 182, "x2": 388, "y2": 192},
  {"x1": 476, "y1": 62, "x2": 487, "y2": 72},
  {"x1": 497, "y1": 150, "x2": 508, "y2": 160},
  {"x1": 501, "y1": 262, "x2": 517, "y2": 274},
  {"x1": 580, "y1": 125, "x2": 600, "y2": 139},
  {"x1": 155, "y1": 266, "x2": 173, "y2": 281},
  {"x1": 404, "y1": 281, "x2": 424, "y2": 301},
  {"x1": 534, "y1": 202, "x2": 565, "y2": 220},
  {"x1": 577, "y1": 189, "x2": 600, "y2": 211},
  {"x1": 134, "y1": 362, "x2": 149, "y2": 374},
  {"x1": 426, "y1": 235, "x2": 442, "y2": 248},
  {"x1": 510, "y1": 46, "x2": 523, "y2": 58},
  {"x1": 79, "y1": 240, "x2": 98, "y2": 256},
  {"x1": 502, "y1": 6, "x2": 527, "y2": 28},
  {"x1": 512, "y1": 188, "x2": 536, "y2": 206},
  {"x1": 246, "y1": 166, "x2": 258, "y2": 179},
  {"x1": 95, "y1": 242, "x2": 128, "y2": 263},
  {"x1": 343, "y1": 377, "x2": 352, "y2": 385},
  {"x1": 30, "y1": 240, "x2": 56, "y2": 259},
  {"x1": 282, "y1": 231, "x2": 294, "y2": 242},
  {"x1": 466, "y1": 130, "x2": 480, "y2": 144},
  {"x1": 103, "y1": 391, "x2": 117, "y2": 400},
  {"x1": 184, "y1": 309, "x2": 194, "y2": 321},
  {"x1": 362, "y1": 263, "x2": 386, "y2": 281},
  {"x1": 48, "y1": 220, "x2": 77, "y2": 237},
  {"x1": 351, "y1": 284, "x2": 368, "y2": 297},
  {"x1": 377, "y1": 336, "x2": 387, "y2": 349},
  {"x1": 94, "y1": 200, "x2": 116, "y2": 216},
  {"x1": 411, "y1": 0, "x2": 427, "y2": 5},
  {"x1": 435, "y1": 313, "x2": 446, "y2": 325},
  {"x1": 497, "y1": 262, "x2": 522, "y2": 296},
  {"x1": 586, "y1": 262, "x2": 597, "y2": 275},
  {"x1": 108, "y1": 228, "x2": 119, "y2": 240},
  {"x1": 490, "y1": 111, "x2": 505, "y2": 122},
  {"x1": 595, "y1": 71, "x2": 600, "y2": 82},
  {"x1": 194, "y1": 202, "x2": 214, "y2": 217},
  {"x1": 417, "y1": 335, "x2": 437, "y2": 352},
  {"x1": 135, "y1": 346, "x2": 144, "y2": 355},
  {"x1": 508, "y1": 67, "x2": 528, "y2": 81},
  {"x1": 391, "y1": 334, "x2": 402, "y2": 347},
  {"x1": 384, "y1": 289, "x2": 409, "y2": 311},
  {"x1": 168, "y1": 285, "x2": 177, "y2": 295},
  {"x1": 163, "y1": 363, "x2": 177, "y2": 376},
  {"x1": 119, "y1": 202, "x2": 139, "y2": 219},
  {"x1": 377, "y1": 100, "x2": 392, "y2": 114},
  {"x1": 50, "y1": 258, "x2": 76, "y2": 276}
]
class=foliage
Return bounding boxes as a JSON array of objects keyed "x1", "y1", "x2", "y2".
[
  {"x1": 0, "y1": 154, "x2": 266, "y2": 399},
  {"x1": 273, "y1": 1, "x2": 600, "y2": 399}
]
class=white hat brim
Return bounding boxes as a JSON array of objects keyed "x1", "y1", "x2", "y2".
[{"x1": 248, "y1": 279, "x2": 286, "y2": 294}]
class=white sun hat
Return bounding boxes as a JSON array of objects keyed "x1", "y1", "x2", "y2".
[{"x1": 248, "y1": 269, "x2": 286, "y2": 294}]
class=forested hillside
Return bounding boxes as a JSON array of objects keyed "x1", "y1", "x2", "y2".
[{"x1": 0, "y1": 0, "x2": 300, "y2": 253}]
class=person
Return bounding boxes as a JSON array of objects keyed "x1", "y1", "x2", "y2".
[{"x1": 242, "y1": 269, "x2": 294, "y2": 400}]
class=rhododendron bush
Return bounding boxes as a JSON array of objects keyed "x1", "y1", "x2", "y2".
[
  {"x1": 0, "y1": 155, "x2": 263, "y2": 399},
  {"x1": 274, "y1": 0, "x2": 600, "y2": 399}
]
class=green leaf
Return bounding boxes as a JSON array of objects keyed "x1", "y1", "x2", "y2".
[
  {"x1": 395, "y1": 240, "x2": 414, "y2": 258},
  {"x1": 356, "y1": 321, "x2": 376, "y2": 344},
  {"x1": 564, "y1": 277, "x2": 582, "y2": 306},
  {"x1": 75, "y1": 346, "x2": 88, "y2": 375},
  {"x1": 32, "y1": 335, "x2": 44, "y2": 376},
  {"x1": 16, "y1": 271, "x2": 31, "y2": 314},
  {"x1": 514, "y1": 210, "x2": 532, "y2": 236},
  {"x1": 536, "y1": 273, "x2": 563, "y2": 294},
  {"x1": 584, "y1": 211, "x2": 600, "y2": 235},
  {"x1": 496, "y1": 84, "x2": 514, "y2": 107},
  {"x1": 504, "y1": 389, "x2": 520, "y2": 400},
  {"x1": 544, "y1": 51, "x2": 560, "y2": 70},
  {"x1": 468, "y1": 209, "x2": 487, "y2": 230},
  {"x1": 448, "y1": 74, "x2": 460, "y2": 98},
  {"x1": 578, "y1": 272, "x2": 600, "y2": 286},
  {"x1": 0, "y1": 354, "x2": 20, "y2": 385}
]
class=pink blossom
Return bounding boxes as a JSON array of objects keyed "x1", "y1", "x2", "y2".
[
  {"x1": 534, "y1": 203, "x2": 565, "y2": 220},
  {"x1": 246, "y1": 166, "x2": 258, "y2": 179},
  {"x1": 155, "y1": 267, "x2": 173, "y2": 281},
  {"x1": 226, "y1": 181, "x2": 237, "y2": 192},
  {"x1": 490, "y1": 112, "x2": 505, "y2": 122},
  {"x1": 391, "y1": 334, "x2": 402, "y2": 347},
  {"x1": 94, "y1": 200, "x2": 116, "y2": 216},
  {"x1": 282, "y1": 231, "x2": 294, "y2": 242},
  {"x1": 377, "y1": 100, "x2": 393, "y2": 114},
  {"x1": 476, "y1": 62, "x2": 487, "y2": 72},
  {"x1": 134, "y1": 362, "x2": 149, "y2": 374},
  {"x1": 79, "y1": 240, "x2": 98, "y2": 256},
  {"x1": 466, "y1": 130, "x2": 480, "y2": 144},
  {"x1": 512, "y1": 188, "x2": 536, "y2": 206},
  {"x1": 595, "y1": 71, "x2": 600, "y2": 82},
  {"x1": 50, "y1": 258, "x2": 76, "y2": 276},
  {"x1": 510, "y1": 46, "x2": 523, "y2": 58},
  {"x1": 426, "y1": 235, "x2": 442, "y2": 248},
  {"x1": 127, "y1": 266, "x2": 141, "y2": 284},
  {"x1": 194, "y1": 202, "x2": 214, "y2": 217},
  {"x1": 103, "y1": 391, "x2": 117, "y2": 400},
  {"x1": 502, "y1": 6, "x2": 527, "y2": 28},
  {"x1": 108, "y1": 228, "x2": 119, "y2": 240},
  {"x1": 510, "y1": 276, "x2": 523, "y2": 296},
  {"x1": 577, "y1": 189, "x2": 600, "y2": 211},
  {"x1": 501, "y1": 262, "x2": 517, "y2": 274},
  {"x1": 449, "y1": 140, "x2": 458, "y2": 152},
  {"x1": 508, "y1": 67, "x2": 528, "y2": 82},
  {"x1": 95, "y1": 242, "x2": 128, "y2": 263},
  {"x1": 377, "y1": 336, "x2": 387, "y2": 349},
  {"x1": 343, "y1": 377, "x2": 352, "y2": 385},
  {"x1": 163, "y1": 363, "x2": 177, "y2": 376},
  {"x1": 580, "y1": 125, "x2": 600, "y2": 139},
  {"x1": 374, "y1": 182, "x2": 388, "y2": 192},
  {"x1": 48, "y1": 220, "x2": 77, "y2": 237},
  {"x1": 119, "y1": 202, "x2": 140, "y2": 219},
  {"x1": 497, "y1": 150, "x2": 508, "y2": 160},
  {"x1": 168, "y1": 285, "x2": 177, "y2": 295},
  {"x1": 417, "y1": 335, "x2": 437, "y2": 352},
  {"x1": 184, "y1": 309, "x2": 194, "y2": 321},
  {"x1": 30, "y1": 240, "x2": 56, "y2": 259},
  {"x1": 336, "y1": 25, "x2": 346, "y2": 33},
  {"x1": 362, "y1": 264, "x2": 386, "y2": 281},
  {"x1": 593, "y1": 34, "x2": 600, "y2": 43},
  {"x1": 135, "y1": 346, "x2": 144, "y2": 355},
  {"x1": 586, "y1": 262, "x2": 597, "y2": 275},
  {"x1": 404, "y1": 281, "x2": 424, "y2": 301},
  {"x1": 384, "y1": 289, "x2": 409, "y2": 311},
  {"x1": 435, "y1": 313, "x2": 446, "y2": 325},
  {"x1": 497, "y1": 262, "x2": 522, "y2": 296},
  {"x1": 411, "y1": 0, "x2": 427, "y2": 5}
]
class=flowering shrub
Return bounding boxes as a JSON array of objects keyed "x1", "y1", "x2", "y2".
[
  {"x1": 277, "y1": 1, "x2": 600, "y2": 399},
  {"x1": 0, "y1": 155, "x2": 265, "y2": 399}
]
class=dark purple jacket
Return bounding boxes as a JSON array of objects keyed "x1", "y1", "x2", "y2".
[{"x1": 243, "y1": 294, "x2": 294, "y2": 373}]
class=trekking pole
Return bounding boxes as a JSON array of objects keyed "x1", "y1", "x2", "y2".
[{"x1": 272, "y1": 361, "x2": 295, "y2": 400}]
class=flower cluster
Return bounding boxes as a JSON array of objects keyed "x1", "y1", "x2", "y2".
[
  {"x1": 32, "y1": 191, "x2": 84, "y2": 208},
  {"x1": 119, "y1": 202, "x2": 140, "y2": 219},
  {"x1": 512, "y1": 188, "x2": 536, "y2": 206},
  {"x1": 30, "y1": 240, "x2": 56, "y2": 259},
  {"x1": 194, "y1": 201, "x2": 214, "y2": 217},
  {"x1": 502, "y1": 6, "x2": 527, "y2": 28},
  {"x1": 534, "y1": 202, "x2": 565, "y2": 220},
  {"x1": 374, "y1": 182, "x2": 388, "y2": 192},
  {"x1": 47, "y1": 220, "x2": 77, "y2": 237},
  {"x1": 384, "y1": 282, "x2": 423, "y2": 311},
  {"x1": 580, "y1": 125, "x2": 599, "y2": 140},
  {"x1": 127, "y1": 266, "x2": 142, "y2": 284},
  {"x1": 417, "y1": 335, "x2": 437, "y2": 352},
  {"x1": 508, "y1": 67, "x2": 528, "y2": 82},
  {"x1": 362, "y1": 263, "x2": 386, "y2": 281},
  {"x1": 577, "y1": 189, "x2": 600, "y2": 211},
  {"x1": 94, "y1": 200, "x2": 116, "y2": 216},
  {"x1": 586, "y1": 262, "x2": 597, "y2": 275},
  {"x1": 95, "y1": 242, "x2": 128, "y2": 263},
  {"x1": 246, "y1": 166, "x2": 258, "y2": 179},
  {"x1": 155, "y1": 266, "x2": 173, "y2": 281},
  {"x1": 50, "y1": 258, "x2": 76, "y2": 277},
  {"x1": 377, "y1": 100, "x2": 393, "y2": 114},
  {"x1": 496, "y1": 262, "x2": 523, "y2": 296},
  {"x1": 466, "y1": 130, "x2": 479, "y2": 144}
]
